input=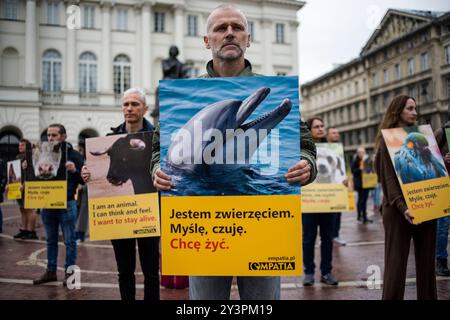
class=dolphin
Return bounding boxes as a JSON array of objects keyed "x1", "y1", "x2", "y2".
[{"x1": 167, "y1": 87, "x2": 291, "y2": 174}]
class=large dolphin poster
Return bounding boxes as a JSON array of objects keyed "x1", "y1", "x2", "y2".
[{"x1": 159, "y1": 76, "x2": 302, "y2": 276}]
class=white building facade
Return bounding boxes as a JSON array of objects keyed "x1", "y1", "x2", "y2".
[{"x1": 0, "y1": 0, "x2": 303, "y2": 160}]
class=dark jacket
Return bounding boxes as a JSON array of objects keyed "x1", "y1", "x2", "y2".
[
  {"x1": 67, "y1": 143, "x2": 85, "y2": 201},
  {"x1": 151, "y1": 59, "x2": 317, "y2": 185}
]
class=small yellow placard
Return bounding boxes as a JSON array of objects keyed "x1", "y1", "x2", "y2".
[
  {"x1": 7, "y1": 182, "x2": 21, "y2": 200},
  {"x1": 302, "y1": 183, "x2": 349, "y2": 212},
  {"x1": 89, "y1": 193, "x2": 160, "y2": 241},
  {"x1": 362, "y1": 173, "x2": 378, "y2": 189},
  {"x1": 402, "y1": 177, "x2": 450, "y2": 224},
  {"x1": 348, "y1": 191, "x2": 356, "y2": 212},
  {"x1": 161, "y1": 194, "x2": 302, "y2": 276},
  {"x1": 24, "y1": 181, "x2": 67, "y2": 209}
]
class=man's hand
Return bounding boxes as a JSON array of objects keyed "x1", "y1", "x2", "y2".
[
  {"x1": 81, "y1": 165, "x2": 91, "y2": 183},
  {"x1": 403, "y1": 209, "x2": 415, "y2": 225},
  {"x1": 153, "y1": 168, "x2": 172, "y2": 191},
  {"x1": 342, "y1": 178, "x2": 349, "y2": 188},
  {"x1": 285, "y1": 160, "x2": 311, "y2": 184},
  {"x1": 444, "y1": 152, "x2": 450, "y2": 164},
  {"x1": 66, "y1": 161, "x2": 76, "y2": 173}
]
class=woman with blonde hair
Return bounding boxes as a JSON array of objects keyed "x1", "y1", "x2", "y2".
[{"x1": 375, "y1": 95, "x2": 437, "y2": 300}]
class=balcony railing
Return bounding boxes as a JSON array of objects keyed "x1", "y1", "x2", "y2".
[
  {"x1": 79, "y1": 92, "x2": 99, "y2": 105},
  {"x1": 41, "y1": 91, "x2": 63, "y2": 104}
]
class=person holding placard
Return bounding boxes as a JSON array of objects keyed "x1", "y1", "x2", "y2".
[
  {"x1": 33, "y1": 124, "x2": 84, "y2": 286},
  {"x1": 152, "y1": 4, "x2": 317, "y2": 300},
  {"x1": 82, "y1": 88, "x2": 160, "y2": 300},
  {"x1": 301, "y1": 117, "x2": 339, "y2": 286},
  {"x1": 434, "y1": 120, "x2": 450, "y2": 276},
  {"x1": 375, "y1": 95, "x2": 437, "y2": 300}
]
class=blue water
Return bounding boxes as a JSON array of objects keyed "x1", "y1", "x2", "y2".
[{"x1": 159, "y1": 76, "x2": 301, "y2": 196}]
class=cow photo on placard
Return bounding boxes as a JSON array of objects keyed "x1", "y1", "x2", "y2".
[
  {"x1": 25, "y1": 141, "x2": 67, "y2": 181},
  {"x1": 86, "y1": 132, "x2": 155, "y2": 198}
]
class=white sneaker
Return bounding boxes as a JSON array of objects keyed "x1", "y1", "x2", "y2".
[{"x1": 333, "y1": 237, "x2": 347, "y2": 246}]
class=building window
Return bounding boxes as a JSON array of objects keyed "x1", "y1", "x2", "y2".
[
  {"x1": 408, "y1": 85, "x2": 416, "y2": 99},
  {"x1": 113, "y1": 54, "x2": 131, "y2": 95},
  {"x1": 47, "y1": 2, "x2": 59, "y2": 25},
  {"x1": 83, "y1": 5, "x2": 95, "y2": 29},
  {"x1": 248, "y1": 21, "x2": 255, "y2": 41},
  {"x1": 42, "y1": 49, "x2": 62, "y2": 92},
  {"x1": 372, "y1": 72, "x2": 378, "y2": 87},
  {"x1": 420, "y1": 52, "x2": 429, "y2": 71},
  {"x1": 447, "y1": 77, "x2": 450, "y2": 99},
  {"x1": 154, "y1": 12, "x2": 165, "y2": 32},
  {"x1": 277, "y1": 72, "x2": 287, "y2": 76},
  {"x1": 445, "y1": 45, "x2": 450, "y2": 64},
  {"x1": 383, "y1": 68, "x2": 389, "y2": 84},
  {"x1": 275, "y1": 23, "x2": 285, "y2": 44},
  {"x1": 4, "y1": 0, "x2": 18, "y2": 20},
  {"x1": 421, "y1": 81, "x2": 430, "y2": 103},
  {"x1": 116, "y1": 9, "x2": 128, "y2": 31},
  {"x1": 395, "y1": 63, "x2": 401, "y2": 80},
  {"x1": 79, "y1": 52, "x2": 97, "y2": 93},
  {"x1": 187, "y1": 15, "x2": 198, "y2": 36},
  {"x1": 354, "y1": 81, "x2": 359, "y2": 94},
  {"x1": 407, "y1": 58, "x2": 415, "y2": 75},
  {"x1": 383, "y1": 92, "x2": 390, "y2": 111}
]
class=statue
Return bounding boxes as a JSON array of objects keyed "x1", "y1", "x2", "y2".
[
  {"x1": 162, "y1": 45, "x2": 189, "y2": 80},
  {"x1": 152, "y1": 46, "x2": 190, "y2": 118}
]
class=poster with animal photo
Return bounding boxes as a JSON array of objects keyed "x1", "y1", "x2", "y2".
[
  {"x1": 302, "y1": 143, "x2": 349, "y2": 212},
  {"x1": 159, "y1": 76, "x2": 301, "y2": 276},
  {"x1": 362, "y1": 154, "x2": 378, "y2": 189},
  {"x1": 382, "y1": 124, "x2": 450, "y2": 224},
  {"x1": 7, "y1": 159, "x2": 21, "y2": 199},
  {"x1": 85, "y1": 132, "x2": 160, "y2": 241},
  {"x1": 24, "y1": 141, "x2": 67, "y2": 209}
]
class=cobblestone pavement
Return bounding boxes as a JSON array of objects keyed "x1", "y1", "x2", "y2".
[{"x1": 1, "y1": 201, "x2": 449, "y2": 300}]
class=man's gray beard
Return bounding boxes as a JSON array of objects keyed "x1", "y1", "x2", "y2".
[{"x1": 217, "y1": 47, "x2": 244, "y2": 62}]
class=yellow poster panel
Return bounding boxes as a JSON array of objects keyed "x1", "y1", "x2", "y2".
[
  {"x1": 348, "y1": 191, "x2": 356, "y2": 211},
  {"x1": 7, "y1": 182, "x2": 21, "y2": 200},
  {"x1": 362, "y1": 173, "x2": 378, "y2": 189},
  {"x1": 161, "y1": 195, "x2": 302, "y2": 276},
  {"x1": 301, "y1": 183, "x2": 349, "y2": 212},
  {"x1": 402, "y1": 177, "x2": 450, "y2": 224},
  {"x1": 89, "y1": 193, "x2": 160, "y2": 241},
  {"x1": 24, "y1": 181, "x2": 67, "y2": 209}
]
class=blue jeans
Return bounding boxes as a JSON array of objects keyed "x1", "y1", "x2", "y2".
[
  {"x1": 189, "y1": 276, "x2": 280, "y2": 300},
  {"x1": 41, "y1": 200, "x2": 77, "y2": 272},
  {"x1": 302, "y1": 213, "x2": 335, "y2": 275},
  {"x1": 436, "y1": 216, "x2": 450, "y2": 259}
]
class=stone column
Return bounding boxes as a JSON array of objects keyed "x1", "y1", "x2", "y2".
[
  {"x1": 141, "y1": 2, "x2": 152, "y2": 92},
  {"x1": 25, "y1": 0, "x2": 37, "y2": 86},
  {"x1": 173, "y1": 4, "x2": 185, "y2": 61},
  {"x1": 290, "y1": 21, "x2": 299, "y2": 75},
  {"x1": 101, "y1": 2, "x2": 113, "y2": 93},
  {"x1": 262, "y1": 18, "x2": 273, "y2": 75}
]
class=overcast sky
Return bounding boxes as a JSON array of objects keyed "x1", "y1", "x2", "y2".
[{"x1": 297, "y1": 0, "x2": 450, "y2": 84}]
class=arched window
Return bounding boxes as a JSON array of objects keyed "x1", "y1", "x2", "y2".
[
  {"x1": 42, "y1": 49, "x2": 62, "y2": 92},
  {"x1": 79, "y1": 52, "x2": 97, "y2": 93},
  {"x1": 0, "y1": 129, "x2": 21, "y2": 162},
  {"x1": 113, "y1": 54, "x2": 131, "y2": 95}
]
